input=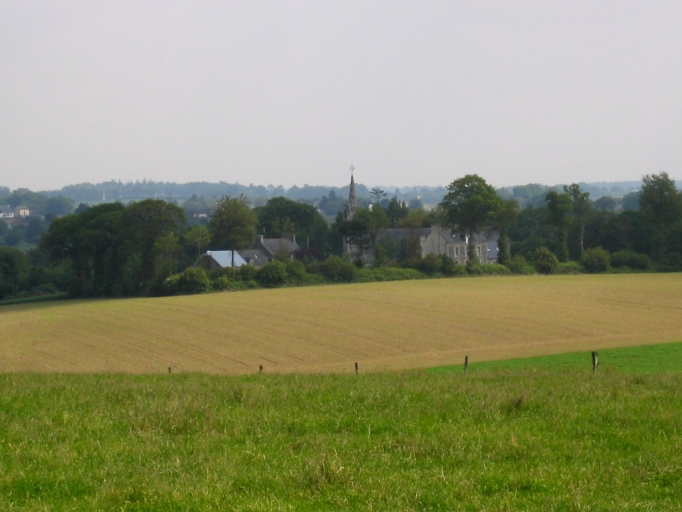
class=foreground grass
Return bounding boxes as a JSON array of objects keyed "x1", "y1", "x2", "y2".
[
  {"x1": 1, "y1": 370, "x2": 682, "y2": 510},
  {"x1": 431, "y1": 341, "x2": 682, "y2": 375}
]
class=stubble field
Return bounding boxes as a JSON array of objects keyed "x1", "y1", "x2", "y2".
[{"x1": 1, "y1": 273, "x2": 681, "y2": 374}]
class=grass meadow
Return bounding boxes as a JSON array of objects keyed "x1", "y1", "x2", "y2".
[
  {"x1": 1, "y1": 273, "x2": 682, "y2": 374},
  {"x1": 1, "y1": 359, "x2": 682, "y2": 510},
  {"x1": 2, "y1": 274, "x2": 682, "y2": 509}
]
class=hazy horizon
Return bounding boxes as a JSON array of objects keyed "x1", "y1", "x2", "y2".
[{"x1": 2, "y1": 2, "x2": 681, "y2": 191}]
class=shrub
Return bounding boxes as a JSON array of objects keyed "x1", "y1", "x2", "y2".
[
  {"x1": 465, "y1": 263, "x2": 482, "y2": 276},
  {"x1": 256, "y1": 261, "x2": 287, "y2": 286},
  {"x1": 371, "y1": 267, "x2": 426, "y2": 281},
  {"x1": 163, "y1": 274, "x2": 182, "y2": 295},
  {"x1": 611, "y1": 250, "x2": 650, "y2": 270},
  {"x1": 213, "y1": 275, "x2": 230, "y2": 291},
  {"x1": 353, "y1": 268, "x2": 376, "y2": 283},
  {"x1": 440, "y1": 255, "x2": 458, "y2": 276},
  {"x1": 419, "y1": 253, "x2": 443, "y2": 274},
  {"x1": 554, "y1": 261, "x2": 583, "y2": 274},
  {"x1": 479, "y1": 264, "x2": 511, "y2": 276},
  {"x1": 582, "y1": 247, "x2": 611, "y2": 274},
  {"x1": 534, "y1": 247, "x2": 558, "y2": 274},
  {"x1": 178, "y1": 267, "x2": 211, "y2": 294},
  {"x1": 219, "y1": 267, "x2": 240, "y2": 280},
  {"x1": 288, "y1": 273, "x2": 325, "y2": 286},
  {"x1": 286, "y1": 260, "x2": 306, "y2": 279},
  {"x1": 656, "y1": 253, "x2": 682, "y2": 273},
  {"x1": 226, "y1": 280, "x2": 260, "y2": 291},
  {"x1": 306, "y1": 260, "x2": 322, "y2": 274},
  {"x1": 322, "y1": 256, "x2": 356, "y2": 283},
  {"x1": 239, "y1": 265, "x2": 258, "y2": 281},
  {"x1": 506, "y1": 254, "x2": 528, "y2": 274}
]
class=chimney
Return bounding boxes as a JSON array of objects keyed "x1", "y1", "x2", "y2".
[
  {"x1": 257, "y1": 234, "x2": 264, "y2": 246},
  {"x1": 289, "y1": 234, "x2": 296, "y2": 244}
]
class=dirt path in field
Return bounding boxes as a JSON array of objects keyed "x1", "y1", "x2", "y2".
[{"x1": 1, "y1": 274, "x2": 681, "y2": 374}]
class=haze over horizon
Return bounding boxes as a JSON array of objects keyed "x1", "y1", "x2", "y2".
[{"x1": 2, "y1": 1, "x2": 681, "y2": 192}]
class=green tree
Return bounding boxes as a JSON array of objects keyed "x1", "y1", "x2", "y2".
[
  {"x1": 495, "y1": 199, "x2": 520, "y2": 266},
  {"x1": 386, "y1": 196, "x2": 409, "y2": 227},
  {"x1": 370, "y1": 188, "x2": 387, "y2": 205},
  {"x1": 120, "y1": 200, "x2": 185, "y2": 292},
  {"x1": 545, "y1": 191, "x2": 572, "y2": 262},
  {"x1": 441, "y1": 175, "x2": 503, "y2": 263},
  {"x1": 184, "y1": 225, "x2": 211, "y2": 260},
  {"x1": 155, "y1": 233, "x2": 181, "y2": 277},
  {"x1": 25, "y1": 218, "x2": 46, "y2": 244},
  {"x1": 564, "y1": 183, "x2": 591, "y2": 255},
  {"x1": 0, "y1": 247, "x2": 30, "y2": 299},
  {"x1": 255, "y1": 196, "x2": 329, "y2": 254},
  {"x1": 639, "y1": 172, "x2": 681, "y2": 260},
  {"x1": 209, "y1": 195, "x2": 257, "y2": 266}
]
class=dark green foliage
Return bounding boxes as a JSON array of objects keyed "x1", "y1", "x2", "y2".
[
  {"x1": 256, "y1": 261, "x2": 287, "y2": 286},
  {"x1": 179, "y1": 267, "x2": 210, "y2": 294},
  {"x1": 506, "y1": 254, "x2": 533, "y2": 274},
  {"x1": 386, "y1": 196, "x2": 409, "y2": 227},
  {"x1": 554, "y1": 261, "x2": 583, "y2": 274},
  {"x1": 582, "y1": 247, "x2": 611, "y2": 273},
  {"x1": 285, "y1": 260, "x2": 306, "y2": 279},
  {"x1": 0, "y1": 247, "x2": 30, "y2": 299},
  {"x1": 534, "y1": 247, "x2": 559, "y2": 274},
  {"x1": 477, "y1": 263, "x2": 511, "y2": 276},
  {"x1": 639, "y1": 173, "x2": 682, "y2": 261},
  {"x1": 441, "y1": 174, "x2": 503, "y2": 262},
  {"x1": 611, "y1": 250, "x2": 650, "y2": 270},
  {"x1": 164, "y1": 268, "x2": 210, "y2": 295},
  {"x1": 439, "y1": 254, "x2": 458, "y2": 276},
  {"x1": 208, "y1": 195, "x2": 257, "y2": 252},
  {"x1": 239, "y1": 264, "x2": 258, "y2": 281},
  {"x1": 419, "y1": 253, "x2": 442, "y2": 273},
  {"x1": 255, "y1": 196, "x2": 330, "y2": 255},
  {"x1": 3, "y1": 227, "x2": 24, "y2": 246},
  {"x1": 495, "y1": 198, "x2": 520, "y2": 265},
  {"x1": 24, "y1": 218, "x2": 46, "y2": 244},
  {"x1": 545, "y1": 190, "x2": 572, "y2": 262},
  {"x1": 321, "y1": 256, "x2": 356, "y2": 283}
]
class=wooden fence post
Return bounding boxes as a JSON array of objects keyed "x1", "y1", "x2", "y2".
[
  {"x1": 591, "y1": 351, "x2": 599, "y2": 374},
  {"x1": 464, "y1": 355, "x2": 469, "y2": 375},
  {"x1": 259, "y1": 365, "x2": 263, "y2": 373},
  {"x1": 168, "y1": 367, "x2": 171, "y2": 374},
  {"x1": 355, "y1": 362, "x2": 359, "y2": 375}
]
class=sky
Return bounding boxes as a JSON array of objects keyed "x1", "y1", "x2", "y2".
[{"x1": 1, "y1": 1, "x2": 681, "y2": 192}]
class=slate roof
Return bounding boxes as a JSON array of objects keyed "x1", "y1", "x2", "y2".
[
  {"x1": 205, "y1": 250, "x2": 247, "y2": 268},
  {"x1": 238, "y1": 249, "x2": 270, "y2": 268},
  {"x1": 259, "y1": 237, "x2": 300, "y2": 257},
  {"x1": 377, "y1": 228, "x2": 432, "y2": 245},
  {"x1": 0, "y1": 205, "x2": 13, "y2": 217}
]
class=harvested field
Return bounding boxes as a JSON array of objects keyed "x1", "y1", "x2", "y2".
[{"x1": 0, "y1": 273, "x2": 681, "y2": 374}]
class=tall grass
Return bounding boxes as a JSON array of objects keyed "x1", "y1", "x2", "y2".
[{"x1": 1, "y1": 369, "x2": 681, "y2": 510}]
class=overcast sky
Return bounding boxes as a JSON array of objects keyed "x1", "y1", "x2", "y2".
[{"x1": 1, "y1": 1, "x2": 681, "y2": 192}]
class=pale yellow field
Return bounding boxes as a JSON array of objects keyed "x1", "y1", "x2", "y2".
[{"x1": 1, "y1": 274, "x2": 681, "y2": 374}]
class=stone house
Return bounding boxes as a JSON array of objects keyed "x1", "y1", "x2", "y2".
[{"x1": 377, "y1": 224, "x2": 499, "y2": 264}]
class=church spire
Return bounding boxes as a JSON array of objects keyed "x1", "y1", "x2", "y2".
[{"x1": 346, "y1": 166, "x2": 358, "y2": 220}]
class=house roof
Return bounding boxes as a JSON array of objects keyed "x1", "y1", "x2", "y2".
[
  {"x1": 0, "y1": 205, "x2": 13, "y2": 215},
  {"x1": 377, "y1": 228, "x2": 432, "y2": 245},
  {"x1": 238, "y1": 249, "x2": 270, "y2": 267},
  {"x1": 205, "y1": 250, "x2": 247, "y2": 268},
  {"x1": 260, "y1": 237, "x2": 299, "y2": 256}
]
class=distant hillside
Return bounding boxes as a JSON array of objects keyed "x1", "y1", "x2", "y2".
[{"x1": 33, "y1": 178, "x2": 678, "y2": 208}]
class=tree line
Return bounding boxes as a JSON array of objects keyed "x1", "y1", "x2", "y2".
[{"x1": 1, "y1": 172, "x2": 680, "y2": 301}]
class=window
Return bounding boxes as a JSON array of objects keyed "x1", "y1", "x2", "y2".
[{"x1": 476, "y1": 246, "x2": 481, "y2": 257}]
